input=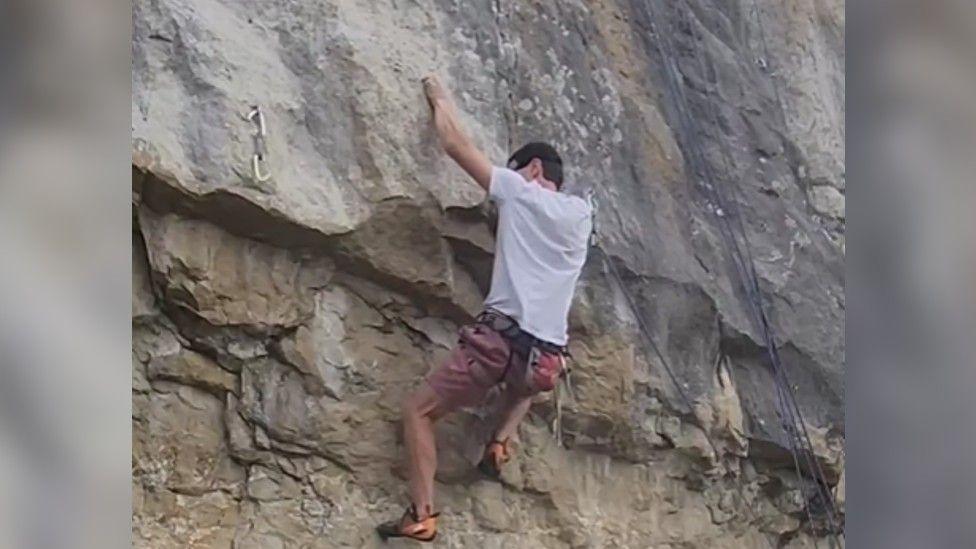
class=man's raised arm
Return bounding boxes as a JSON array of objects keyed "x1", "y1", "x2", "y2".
[{"x1": 422, "y1": 74, "x2": 492, "y2": 191}]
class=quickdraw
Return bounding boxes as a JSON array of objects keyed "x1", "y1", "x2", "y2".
[
  {"x1": 551, "y1": 354, "x2": 575, "y2": 448},
  {"x1": 586, "y1": 188, "x2": 599, "y2": 247},
  {"x1": 244, "y1": 105, "x2": 271, "y2": 182}
]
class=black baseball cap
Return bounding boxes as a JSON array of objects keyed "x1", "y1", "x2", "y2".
[{"x1": 507, "y1": 142, "x2": 564, "y2": 187}]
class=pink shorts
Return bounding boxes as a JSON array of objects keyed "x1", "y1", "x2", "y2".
[{"x1": 427, "y1": 323, "x2": 531, "y2": 410}]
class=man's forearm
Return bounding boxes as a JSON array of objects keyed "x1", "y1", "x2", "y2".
[
  {"x1": 422, "y1": 74, "x2": 493, "y2": 189},
  {"x1": 431, "y1": 98, "x2": 472, "y2": 158}
]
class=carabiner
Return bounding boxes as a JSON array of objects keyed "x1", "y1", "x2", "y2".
[
  {"x1": 251, "y1": 153, "x2": 271, "y2": 182},
  {"x1": 246, "y1": 106, "x2": 267, "y2": 136}
]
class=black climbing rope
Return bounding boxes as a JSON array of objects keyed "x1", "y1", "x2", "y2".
[
  {"x1": 590, "y1": 233, "x2": 773, "y2": 547},
  {"x1": 672, "y1": 4, "x2": 844, "y2": 541},
  {"x1": 738, "y1": 1, "x2": 847, "y2": 534},
  {"x1": 594, "y1": 0, "x2": 848, "y2": 545}
]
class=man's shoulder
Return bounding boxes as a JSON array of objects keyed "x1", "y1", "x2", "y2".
[
  {"x1": 490, "y1": 166, "x2": 531, "y2": 202},
  {"x1": 551, "y1": 190, "x2": 593, "y2": 216},
  {"x1": 566, "y1": 191, "x2": 592, "y2": 210},
  {"x1": 493, "y1": 166, "x2": 527, "y2": 183}
]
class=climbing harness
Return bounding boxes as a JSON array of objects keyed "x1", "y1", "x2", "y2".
[
  {"x1": 475, "y1": 309, "x2": 569, "y2": 382},
  {"x1": 244, "y1": 105, "x2": 271, "y2": 182},
  {"x1": 474, "y1": 309, "x2": 574, "y2": 445}
]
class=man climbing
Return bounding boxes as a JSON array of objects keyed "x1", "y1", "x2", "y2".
[{"x1": 377, "y1": 75, "x2": 593, "y2": 542}]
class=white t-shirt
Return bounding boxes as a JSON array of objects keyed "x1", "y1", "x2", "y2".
[{"x1": 483, "y1": 167, "x2": 593, "y2": 345}]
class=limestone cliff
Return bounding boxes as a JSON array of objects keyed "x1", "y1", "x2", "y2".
[{"x1": 132, "y1": 0, "x2": 844, "y2": 546}]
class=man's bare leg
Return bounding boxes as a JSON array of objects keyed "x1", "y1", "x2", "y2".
[
  {"x1": 401, "y1": 384, "x2": 451, "y2": 516},
  {"x1": 478, "y1": 388, "x2": 533, "y2": 478},
  {"x1": 492, "y1": 388, "x2": 533, "y2": 442}
]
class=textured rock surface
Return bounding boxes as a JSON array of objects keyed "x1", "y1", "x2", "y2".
[{"x1": 132, "y1": 0, "x2": 844, "y2": 546}]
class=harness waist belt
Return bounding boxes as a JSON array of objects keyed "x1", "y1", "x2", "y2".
[{"x1": 476, "y1": 309, "x2": 567, "y2": 356}]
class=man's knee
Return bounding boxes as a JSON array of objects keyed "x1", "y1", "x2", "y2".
[
  {"x1": 401, "y1": 386, "x2": 446, "y2": 422},
  {"x1": 402, "y1": 389, "x2": 432, "y2": 418},
  {"x1": 401, "y1": 391, "x2": 422, "y2": 418}
]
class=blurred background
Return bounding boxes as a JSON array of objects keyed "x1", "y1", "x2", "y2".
[
  {"x1": 847, "y1": 0, "x2": 976, "y2": 547},
  {"x1": 0, "y1": 0, "x2": 130, "y2": 548},
  {"x1": 0, "y1": 0, "x2": 971, "y2": 547}
]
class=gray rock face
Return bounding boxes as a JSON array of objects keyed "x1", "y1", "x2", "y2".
[{"x1": 132, "y1": 0, "x2": 844, "y2": 546}]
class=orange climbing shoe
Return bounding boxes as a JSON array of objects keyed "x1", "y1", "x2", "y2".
[
  {"x1": 376, "y1": 505, "x2": 439, "y2": 542},
  {"x1": 477, "y1": 438, "x2": 511, "y2": 479}
]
